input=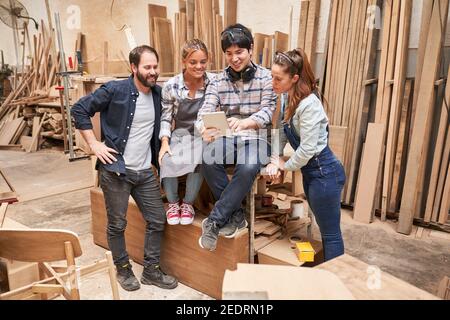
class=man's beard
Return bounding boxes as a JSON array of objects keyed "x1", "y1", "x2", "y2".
[{"x1": 136, "y1": 71, "x2": 158, "y2": 88}]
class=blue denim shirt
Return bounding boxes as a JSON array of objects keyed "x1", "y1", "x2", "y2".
[{"x1": 71, "y1": 75, "x2": 161, "y2": 174}]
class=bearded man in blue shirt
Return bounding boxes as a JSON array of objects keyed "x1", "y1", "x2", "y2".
[{"x1": 71, "y1": 46, "x2": 178, "y2": 292}]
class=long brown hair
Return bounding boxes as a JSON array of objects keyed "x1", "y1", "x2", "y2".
[{"x1": 273, "y1": 48, "x2": 317, "y2": 121}]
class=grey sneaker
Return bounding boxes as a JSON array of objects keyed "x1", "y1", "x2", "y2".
[
  {"x1": 219, "y1": 210, "x2": 248, "y2": 238},
  {"x1": 116, "y1": 262, "x2": 140, "y2": 291},
  {"x1": 199, "y1": 218, "x2": 220, "y2": 251},
  {"x1": 141, "y1": 264, "x2": 178, "y2": 289}
]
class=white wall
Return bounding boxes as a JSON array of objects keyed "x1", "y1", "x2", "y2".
[
  {"x1": 0, "y1": 0, "x2": 325, "y2": 68},
  {"x1": 0, "y1": 0, "x2": 445, "y2": 73}
]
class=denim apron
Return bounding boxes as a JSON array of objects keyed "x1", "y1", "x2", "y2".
[{"x1": 282, "y1": 112, "x2": 346, "y2": 261}]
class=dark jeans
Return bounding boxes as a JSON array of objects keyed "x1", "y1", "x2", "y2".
[
  {"x1": 99, "y1": 167, "x2": 166, "y2": 267},
  {"x1": 201, "y1": 137, "x2": 270, "y2": 227},
  {"x1": 301, "y1": 146, "x2": 346, "y2": 261}
]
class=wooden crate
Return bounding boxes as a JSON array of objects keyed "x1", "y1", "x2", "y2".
[{"x1": 90, "y1": 188, "x2": 249, "y2": 299}]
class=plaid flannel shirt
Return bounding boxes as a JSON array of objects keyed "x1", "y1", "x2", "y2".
[
  {"x1": 160, "y1": 72, "x2": 214, "y2": 139},
  {"x1": 195, "y1": 64, "x2": 277, "y2": 139}
]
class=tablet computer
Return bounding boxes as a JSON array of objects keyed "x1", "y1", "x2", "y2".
[{"x1": 202, "y1": 111, "x2": 230, "y2": 136}]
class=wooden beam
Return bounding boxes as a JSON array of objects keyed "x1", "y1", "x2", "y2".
[
  {"x1": 424, "y1": 70, "x2": 450, "y2": 222},
  {"x1": 274, "y1": 31, "x2": 289, "y2": 54},
  {"x1": 153, "y1": 18, "x2": 175, "y2": 75},
  {"x1": 101, "y1": 41, "x2": 108, "y2": 75},
  {"x1": 179, "y1": 0, "x2": 187, "y2": 13},
  {"x1": 186, "y1": 0, "x2": 195, "y2": 40},
  {"x1": 374, "y1": 0, "x2": 393, "y2": 123},
  {"x1": 215, "y1": 14, "x2": 224, "y2": 69},
  {"x1": 148, "y1": 4, "x2": 167, "y2": 47},
  {"x1": 28, "y1": 115, "x2": 43, "y2": 153},
  {"x1": 224, "y1": 0, "x2": 237, "y2": 28},
  {"x1": 431, "y1": 128, "x2": 450, "y2": 222},
  {"x1": 353, "y1": 123, "x2": 385, "y2": 224},
  {"x1": 438, "y1": 161, "x2": 450, "y2": 225},
  {"x1": 304, "y1": 0, "x2": 321, "y2": 68},
  {"x1": 389, "y1": 80, "x2": 413, "y2": 213},
  {"x1": 410, "y1": 0, "x2": 433, "y2": 143},
  {"x1": 298, "y1": 0, "x2": 310, "y2": 50},
  {"x1": 344, "y1": 0, "x2": 380, "y2": 205},
  {"x1": 253, "y1": 33, "x2": 271, "y2": 65},
  {"x1": 323, "y1": 0, "x2": 338, "y2": 114},
  {"x1": 381, "y1": 0, "x2": 412, "y2": 220},
  {"x1": 0, "y1": 203, "x2": 7, "y2": 228}
]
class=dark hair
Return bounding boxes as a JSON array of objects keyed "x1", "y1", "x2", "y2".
[
  {"x1": 221, "y1": 23, "x2": 253, "y2": 52},
  {"x1": 273, "y1": 48, "x2": 318, "y2": 121},
  {"x1": 129, "y1": 45, "x2": 159, "y2": 67}
]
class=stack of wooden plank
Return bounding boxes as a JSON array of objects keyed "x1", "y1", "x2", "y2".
[
  {"x1": 322, "y1": 0, "x2": 381, "y2": 207},
  {"x1": 149, "y1": 0, "x2": 238, "y2": 75},
  {"x1": 398, "y1": 0, "x2": 450, "y2": 233},
  {"x1": 0, "y1": 117, "x2": 26, "y2": 149},
  {"x1": 0, "y1": 20, "x2": 62, "y2": 152},
  {"x1": 322, "y1": 0, "x2": 449, "y2": 233},
  {"x1": 353, "y1": 0, "x2": 412, "y2": 223},
  {"x1": 252, "y1": 31, "x2": 290, "y2": 69},
  {"x1": 374, "y1": 0, "x2": 412, "y2": 222}
]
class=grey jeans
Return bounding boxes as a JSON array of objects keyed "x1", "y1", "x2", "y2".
[{"x1": 99, "y1": 167, "x2": 166, "y2": 267}]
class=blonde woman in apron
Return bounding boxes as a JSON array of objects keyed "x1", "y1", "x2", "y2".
[{"x1": 159, "y1": 39, "x2": 213, "y2": 225}]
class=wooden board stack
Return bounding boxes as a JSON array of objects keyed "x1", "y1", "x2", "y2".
[
  {"x1": 150, "y1": 0, "x2": 291, "y2": 73},
  {"x1": 320, "y1": 0, "x2": 449, "y2": 233},
  {"x1": 0, "y1": 19, "x2": 61, "y2": 152},
  {"x1": 149, "y1": 0, "x2": 238, "y2": 75},
  {"x1": 373, "y1": 0, "x2": 412, "y2": 222},
  {"x1": 322, "y1": 0, "x2": 381, "y2": 208},
  {"x1": 397, "y1": 0, "x2": 449, "y2": 234}
]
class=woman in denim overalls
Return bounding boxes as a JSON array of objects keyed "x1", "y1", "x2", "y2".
[{"x1": 267, "y1": 49, "x2": 346, "y2": 261}]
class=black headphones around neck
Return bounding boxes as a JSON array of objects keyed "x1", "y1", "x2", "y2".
[{"x1": 226, "y1": 62, "x2": 257, "y2": 83}]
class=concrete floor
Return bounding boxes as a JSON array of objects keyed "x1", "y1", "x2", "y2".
[{"x1": 2, "y1": 150, "x2": 450, "y2": 299}]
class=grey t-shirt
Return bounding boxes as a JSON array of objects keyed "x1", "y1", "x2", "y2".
[{"x1": 123, "y1": 91, "x2": 155, "y2": 171}]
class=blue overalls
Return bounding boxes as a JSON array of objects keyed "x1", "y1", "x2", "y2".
[{"x1": 283, "y1": 116, "x2": 346, "y2": 261}]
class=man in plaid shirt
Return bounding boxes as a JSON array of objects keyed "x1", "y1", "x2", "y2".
[{"x1": 196, "y1": 24, "x2": 277, "y2": 251}]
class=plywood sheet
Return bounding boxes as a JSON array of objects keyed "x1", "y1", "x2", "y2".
[
  {"x1": 223, "y1": 263, "x2": 354, "y2": 300},
  {"x1": 317, "y1": 254, "x2": 439, "y2": 300}
]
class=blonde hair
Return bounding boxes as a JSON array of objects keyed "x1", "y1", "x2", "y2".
[{"x1": 182, "y1": 39, "x2": 209, "y2": 60}]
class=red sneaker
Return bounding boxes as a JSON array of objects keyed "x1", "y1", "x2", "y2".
[
  {"x1": 180, "y1": 203, "x2": 195, "y2": 225},
  {"x1": 166, "y1": 203, "x2": 180, "y2": 225}
]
